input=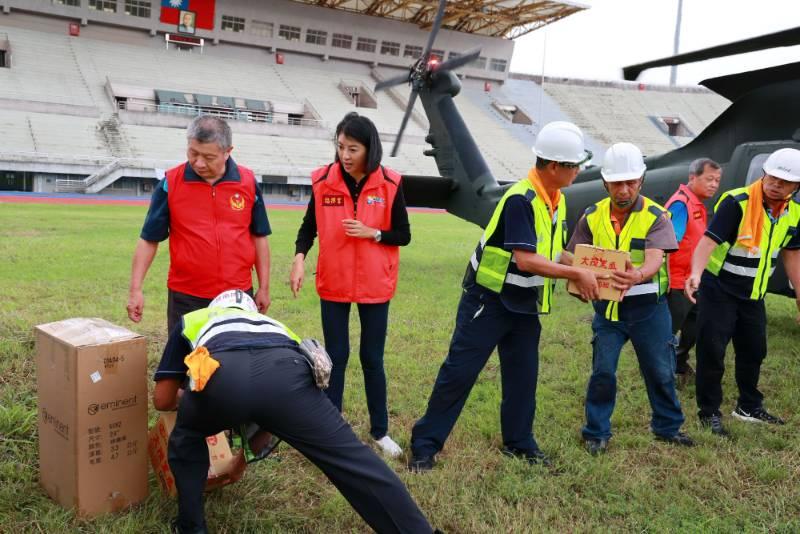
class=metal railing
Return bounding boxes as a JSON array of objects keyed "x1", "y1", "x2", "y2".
[{"x1": 116, "y1": 100, "x2": 327, "y2": 128}]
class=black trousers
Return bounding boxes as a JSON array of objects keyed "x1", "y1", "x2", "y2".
[
  {"x1": 167, "y1": 288, "x2": 253, "y2": 333},
  {"x1": 168, "y1": 347, "x2": 432, "y2": 534},
  {"x1": 695, "y1": 280, "x2": 767, "y2": 418},
  {"x1": 667, "y1": 290, "x2": 699, "y2": 374}
]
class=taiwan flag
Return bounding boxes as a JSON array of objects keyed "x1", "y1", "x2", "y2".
[{"x1": 160, "y1": 0, "x2": 216, "y2": 31}]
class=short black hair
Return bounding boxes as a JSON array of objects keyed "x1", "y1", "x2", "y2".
[
  {"x1": 535, "y1": 157, "x2": 554, "y2": 170},
  {"x1": 334, "y1": 112, "x2": 383, "y2": 174}
]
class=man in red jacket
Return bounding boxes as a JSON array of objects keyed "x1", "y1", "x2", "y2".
[
  {"x1": 665, "y1": 158, "x2": 721, "y2": 387},
  {"x1": 127, "y1": 115, "x2": 271, "y2": 331}
]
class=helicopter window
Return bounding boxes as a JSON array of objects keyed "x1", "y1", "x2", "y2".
[
  {"x1": 745, "y1": 153, "x2": 771, "y2": 185},
  {"x1": 332, "y1": 33, "x2": 352, "y2": 49},
  {"x1": 278, "y1": 25, "x2": 301, "y2": 42},
  {"x1": 404, "y1": 45, "x2": 422, "y2": 59},
  {"x1": 306, "y1": 29, "x2": 328, "y2": 46},
  {"x1": 490, "y1": 59, "x2": 508, "y2": 73},
  {"x1": 356, "y1": 37, "x2": 377, "y2": 53},
  {"x1": 380, "y1": 41, "x2": 400, "y2": 57}
]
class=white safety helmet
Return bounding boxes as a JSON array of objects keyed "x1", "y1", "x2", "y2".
[
  {"x1": 532, "y1": 121, "x2": 591, "y2": 164},
  {"x1": 209, "y1": 289, "x2": 258, "y2": 312},
  {"x1": 600, "y1": 142, "x2": 647, "y2": 182},
  {"x1": 763, "y1": 148, "x2": 800, "y2": 182}
]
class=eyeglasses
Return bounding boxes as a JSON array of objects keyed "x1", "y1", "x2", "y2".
[{"x1": 558, "y1": 150, "x2": 593, "y2": 169}]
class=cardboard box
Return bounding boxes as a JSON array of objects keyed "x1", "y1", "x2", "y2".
[
  {"x1": 148, "y1": 411, "x2": 242, "y2": 496},
  {"x1": 36, "y1": 318, "x2": 149, "y2": 517},
  {"x1": 567, "y1": 244, "x2": 631, "y2": 302}
]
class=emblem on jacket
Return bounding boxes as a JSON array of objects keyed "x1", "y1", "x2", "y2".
[
  {"x1": 367, "y1": 195, "x2": 385, "y2": 205},
  {"x1": 230, "y1": 193, "x2": 245, "y2": 211}
]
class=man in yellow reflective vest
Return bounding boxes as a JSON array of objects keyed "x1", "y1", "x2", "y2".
[
  {"x1": 153, "y1": 290, "x2": 435, "y2": 533},
  {"x1": 566, "y1": 143, "x2": 693, "y2": 455},
  {"x1": 686, "y1": 148, "x2": 800, "y2": 436},
  {"x1": 409, "y1": 121, "x2": 603, "y2": 471}
]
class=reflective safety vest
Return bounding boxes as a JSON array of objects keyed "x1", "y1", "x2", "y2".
[
  {"x1": 468, "y1": 178, "x2": 566, "y2": 314},
  {"x1": 706, "y1": 187, "x2": 800, "y2": 300},
  {"x1": 585, "y1": 196, "x2": 670, "y2": 321},
  {"x1": 182, "y1": 307, "x2": 300, "y2": 353},
  {"x1": 665, "y1": 184, "x2": 708, "y2": 290}
]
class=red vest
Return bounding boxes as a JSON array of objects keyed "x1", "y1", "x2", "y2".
[
  {"x1": 166, "y1": 162, "x2": 258, "y2": 298},
  {"x1": 665, "y1": 183, "x2": 707, "y2": 289},
  {"x1": 311, "y1": 163, "x2": 401, "y2": 303}
]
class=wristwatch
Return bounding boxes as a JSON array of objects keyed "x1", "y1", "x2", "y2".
[{"x1": 374, "y1": 230, "x2": 382, "y2": 242}]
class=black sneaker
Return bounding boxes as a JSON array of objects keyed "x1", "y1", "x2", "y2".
[
  {"x1": 583, "y1": 438, "x2": 608, "y2": 456},
  {"x1": 655, "y1": 431, "x2": 695, "y2": 447},
  {"x1": 732, "y1": 406, "x2": 786, "y2": 425},
  {"x1": 501, "y1": 446, "x2": 552, "y2": 467},
  {"x1": 699, "y1": 414, "x2": 730, "y2": 436},
  {"x1": 408, "y1": 454, "x2": 436, "y2": 473}
]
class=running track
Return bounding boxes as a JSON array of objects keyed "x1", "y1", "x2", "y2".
[{"x1": 0, "y1": 192, "x2": 444, "y2": 213}]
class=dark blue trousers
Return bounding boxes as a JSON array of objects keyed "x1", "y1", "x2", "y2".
[
  {"x1": 411, "y1": 286, "x2": 542, "y2": 458},
  {"x1": 321, "y1": 299, "x2": 391, "y2": 440},
  {"x1": 168, "y1": 347, "x2": 432, "y2": 534}
]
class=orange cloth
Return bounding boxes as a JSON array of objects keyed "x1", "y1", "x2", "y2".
[
  {"x1": 184, "y1": 346, "x2": 220, "y2": 392},
  {"x1": 527, "y1": 168, "x2": 560, "y2": 217},
  {"x1": 738, "y1": 180, "x2": 766, "y2": 253},
  {"x1": 609, "y1": 213, "x2": 624, "y2": 236}
]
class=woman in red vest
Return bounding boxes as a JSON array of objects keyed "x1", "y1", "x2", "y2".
[{"x1": 290, "y1": 113, "x2": 410, "y2": 457}]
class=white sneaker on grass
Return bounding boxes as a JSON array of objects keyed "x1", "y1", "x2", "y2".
[{"x1": 374, "y1": 435, "x2": 403, "y2": 458}]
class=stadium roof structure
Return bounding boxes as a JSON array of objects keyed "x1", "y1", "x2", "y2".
[{"x1": 289, "y1": 0, "x2": 588, "y2": 39}]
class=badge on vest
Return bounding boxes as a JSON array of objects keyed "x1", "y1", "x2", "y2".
[
  {"x1": 693, "y1": 211, "x2": 703, "y2": 219},
  {"x1": 229, "y1": 193, "x2": 245, "y2": 211},
  {"x1": 322, "y1": 194, "x2": 345, "y2": 207},
  {"x1": 366, "y1": 195, "x2": 385, "y2": 206}
]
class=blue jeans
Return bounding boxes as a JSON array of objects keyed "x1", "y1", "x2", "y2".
[
  {"x1": 321, "y1": 299, "x2": 390, "y2": 440},
  {"x1": 582, "y1": 296, "x2": 685, "y2": 440},
  {"x1": 411, "y1": 285, "x2": 542, "y2": 458}
]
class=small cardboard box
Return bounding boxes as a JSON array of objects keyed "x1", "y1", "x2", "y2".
[
  {"x1": 148, "y1": 411, "x2": 242, "y2": 496},
  {"x1": 568, "y1": 244, "x2": 631, "y2": 302},
  {"x1": 36, "y1": 318, "x2": 149, "y2": 517}
]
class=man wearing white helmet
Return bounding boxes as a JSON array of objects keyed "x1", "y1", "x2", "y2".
[
  {"x1": 409, "y1": 121, "x2": 602, "y2": 471},
  {"x1": 685, "y1": 147, "x2": 800, "y2": 436},
  {"x1": 566, "y1": 142, "x2": 693, "y2": 455},
  {"x1": 153, "y1": 290, "x2": 435, "y2": 534}
]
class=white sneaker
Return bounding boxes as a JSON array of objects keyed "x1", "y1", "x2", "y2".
[{"x1": 374, "y1": 435, "x2": 403, "y2": 458}]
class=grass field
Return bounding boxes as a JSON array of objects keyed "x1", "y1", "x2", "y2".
[{"x1": 1, "y1": 202, "x2": 799, "y2": 533}]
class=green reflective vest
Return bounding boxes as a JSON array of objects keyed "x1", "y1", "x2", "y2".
[
  {"x1": 469, "y1": 178, "x2": 566, "y2": 314},
  {"x1": 585, "y1": 196, "x2": 670, "y2": 321},
  {"x1": 182, "y1": 307, "x2": 300, "y2": 350},
  {"x1": 706, "y1": 186, "x2": 800, "y2": 300}
]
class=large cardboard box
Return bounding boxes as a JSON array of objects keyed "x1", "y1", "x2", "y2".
[
  {"x1": 568, "y1": 244, "x2": 631, "y2": 302},
  {"x1": 36, "y1": 318, "x2": 149, "y2": 517},
  {"x1": 148, "y1": 411, "x2": 242, "y2": 496}
]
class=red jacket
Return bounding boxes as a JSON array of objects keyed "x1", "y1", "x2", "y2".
[
  {"x1": 166, "y1": 163, "x2": 257, "y2": 298},
  {"x1": 311, "y1": 164, "x2": 401, "y2": 303},
  {"x1": 666, "y1": 183, "x2": 707, "y2": 290}
]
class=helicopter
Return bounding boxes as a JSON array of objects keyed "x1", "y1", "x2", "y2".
[{"x1": 375, "y1": 1, "x2": 799, "y2": 297}]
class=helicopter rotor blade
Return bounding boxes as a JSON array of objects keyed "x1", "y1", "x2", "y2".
[
  {"x1": 421, "y1": 0, "x2": 448, "y2": 60},
  {"x1": 391, "y1": 88, "x2": 419, "y2": 157},
  {"x1": 374, "y1": 72, "x2": 412, "y2": 92},
  {"x1": 436, "y1": 48, "x2": 481, "y2": 72}
]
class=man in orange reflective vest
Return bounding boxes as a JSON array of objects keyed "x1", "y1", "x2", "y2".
[{"x1": 665, "y1": 159, "x2": 721, "y2": 388}]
